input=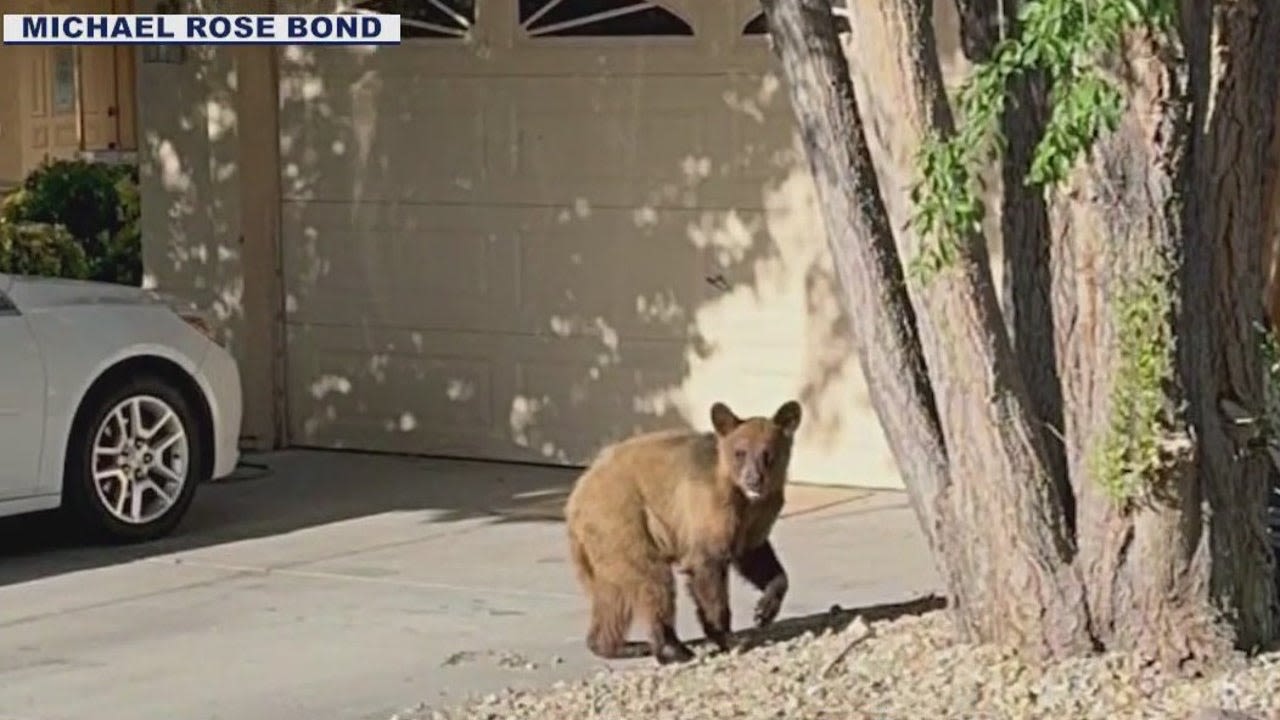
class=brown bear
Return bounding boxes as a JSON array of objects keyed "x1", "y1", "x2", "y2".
[{"x1": 563, "y1": 399, "x2": 802, "y2": 664}]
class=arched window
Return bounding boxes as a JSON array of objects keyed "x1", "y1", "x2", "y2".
[
  {"x1": 742, "y1": 1, "x2": 849, "y2": 37},
  {"x1": 351, "y1": 0, "x2": 474, "y2": 39},
  {"x1": 519, "y1": 0, "x2": 693, "y2": 38}
]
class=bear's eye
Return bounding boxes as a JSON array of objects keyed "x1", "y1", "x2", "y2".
[
  {"x1": 734, "y1": 448, "x2": 748, "y2": 461},
  {"x1": 761, "y1": 449, "x2": 773, "y2": 467}
]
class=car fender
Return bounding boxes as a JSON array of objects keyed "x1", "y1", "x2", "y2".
[{"x1": 28, "y1": 309, "x2": 216, "y2": 497}]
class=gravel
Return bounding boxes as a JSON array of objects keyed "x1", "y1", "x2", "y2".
[{"x1": 395, "y1": 609, "x2": 1280, "y2": 720}]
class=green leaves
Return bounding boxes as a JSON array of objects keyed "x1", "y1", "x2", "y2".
[
  {"x1": 907, "y1": 0, "x2": 1174, "y2": 283},
  {"x1": 0, "y1": 220, "x2": 91, "y2": 280},
  {"x1": 909, "y1": 132, "x2": 983, "y2": 281},
  {"x1": 1093, "y1": 270, "x2": 1176, "y2": 502},
  {"x1": 1, "y1": 159, "x2": 142, "y2": 285},
  {"x1": 1030, "y1": 70, "x2": 1124, "y2": 186}
]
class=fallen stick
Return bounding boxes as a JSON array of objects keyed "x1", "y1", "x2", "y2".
[{"x1": 819, "y1": 616, "x2": 874, "y2": 679}]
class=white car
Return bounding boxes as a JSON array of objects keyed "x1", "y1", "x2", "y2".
[{"x1": 0, "y1": 271, "x2": 242, "y2": 542}]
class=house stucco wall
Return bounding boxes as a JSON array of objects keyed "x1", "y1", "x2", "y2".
[{"x1": 135, "y1": 0, "x2": 284, "y2": 448}]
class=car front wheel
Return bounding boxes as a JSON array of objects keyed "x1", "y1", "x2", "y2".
[{"x1": 65, "y1": 375, "x2": 206, "y2": 543}]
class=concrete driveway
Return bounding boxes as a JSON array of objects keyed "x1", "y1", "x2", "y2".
[{"x1": 0, "y1": 450, "x2": 940, "y2": 720}]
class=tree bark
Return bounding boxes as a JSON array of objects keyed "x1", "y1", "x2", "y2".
[
  {"x1": 1177, "y1": 1, "x2": 1280, "y2": 652},
  {"x1": 1049, "y1": 27, "x2": 1217, "y2": 662},
  {"x1": 1049, "y1": 2, "x2": 1279, "y2": 665},
  {"x1": 1263, "y1": 66, "x2": 1280, "y2": 331},
  {"x1": 762, "y1": 0, "x2": 1094, "y2": 661},
  {"x1": 953, "y1": 0, "x2": 1070, "y2": 531},
  {"x1": 751, "y1": 0, "x2": 950, "y2": 556}
]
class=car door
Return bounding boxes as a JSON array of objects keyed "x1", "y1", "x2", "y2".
[{"x1": 0, "y1": 284, "x2": 48, "y2": 499}]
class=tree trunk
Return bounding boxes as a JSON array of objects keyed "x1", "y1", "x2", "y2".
[
  {"x1": 1051, "y1": 3, "x2": 1280, "y2": 664},
  {"x1": 1049, "y1": 27, "x2": 1222, "y2": 663},
  {"x1": 760, "y1": 0, "x2": 1280, "y2": 665},
  {"x1": 1176, "y1": 1, "x2": 1280, "y2": 651},
  {"x1": 1263, "y1": 67, "x2": 1280, "y2": 330},
  {"x1": 955, "y1": 0, "x2": 1068, "y2": 526},
  {"x1": 761, "y1": 0, "x2": 1094, "y2": 661},
  {"x1": 748, "y1": 0, "x2": 951, "y2": 556}
]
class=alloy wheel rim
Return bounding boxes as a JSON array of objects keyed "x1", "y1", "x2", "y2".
[{"x1": 91, "y1": 395, "x2": 189, "y2": 525}]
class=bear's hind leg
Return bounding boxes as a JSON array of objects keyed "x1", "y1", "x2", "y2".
[
  {"x1": 585, "y1": 581, "x2": 635, "y2": 659},
  {"x1": 633, "y1": 561, "x2": 694, "y2": 664}
]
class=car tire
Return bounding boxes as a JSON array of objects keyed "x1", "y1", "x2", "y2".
[{"x1": 64, "y1": 374, "x2": 206, "y2": 543}]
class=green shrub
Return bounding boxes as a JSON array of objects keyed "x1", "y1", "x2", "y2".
[
  {"x1": 101, "y1": 170, "x2": 142, "y2": 286},
  {"x1": 1, "y1": 159, "x2": 141, "y2": 285},
  {"x1": 0, "y1": 221, "x2": 91, "y2": 279}
]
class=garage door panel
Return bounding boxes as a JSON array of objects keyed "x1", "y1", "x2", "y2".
[
  {"x1": 515, "y1": 224, "x2": 620, "y2": 339},
  {"x1": 284, "y1": 198, "x2": 723, "y2": 343},
  {"x1": 280, "y1": 225, "x2": 494, "y2": 327},
  {"x1": 505, "y1": 337, "x2": 692, "y2": 463},
  {"x1": 514, "y1": 111, "x2": 637, "y2": 186},
  {"x1": 711, "y1": 72, "x2": 818, "y2": 210},
  {"x1": 503, "y1": 74, "x2": 728, "y2": 111},
  {"x1": 281, "y1": 201, "x2": 518, "y2": 332},
  {"x1": 279, "y1": 57, "x2": 793, "y2": 210},
  {"x1": 729, "y1": 111, "x2": 804, "y2": 183},
  {"x1": 285, "y1": 323, "x2": 502, "y2": 456},
  {"x1": 509, "y1": 107, "x2": 710, "y2": 200},
  {"x1": 609, "y1": 215, "x2": 728, "y2": 340},
  {"x1": 285, "y1": 320, "x2": 691, "y2": 465},
  {"x1": 501, "y1": 76, "x2": 732, "y2": 208},
  {"x1": 278, "y1": 67, "x2": 492, "y2": 204},
  {"x1": 513, "y1": 206, "x2": 714, "y2": 342},
  {"x1": 274, "y1": 36, "x2": 727, "y2": 80}
]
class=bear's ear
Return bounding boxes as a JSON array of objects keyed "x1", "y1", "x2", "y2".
[
  {"x1": 772, "y1": 400, "x2": 802, "y2": 438},
  {"x1": 710, "y1": 402, "x2": 741, "y2": 436}
]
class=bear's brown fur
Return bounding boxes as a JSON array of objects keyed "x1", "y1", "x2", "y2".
[{"x1": 564, "y1": 400, "x2": 802, "y2": 664}]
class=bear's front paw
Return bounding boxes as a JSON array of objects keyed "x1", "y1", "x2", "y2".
[{"x1": 754, "y1": 591, "x2": 783, "y2": 627}]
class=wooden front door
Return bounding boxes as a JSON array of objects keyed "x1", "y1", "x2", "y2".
[
  {"x1": 79, "y1": 0, "x2": 138, "y2": 153},
  {"x1": 19, "y1": 0, "x2": 138, "y2": 169},
  {"x1": 21, "y1": 43, "x2": 80, "y2": 166}
]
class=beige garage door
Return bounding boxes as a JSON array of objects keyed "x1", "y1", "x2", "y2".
[{"x1": 275, "y1": 0, "x2": 900, "y2": 488}]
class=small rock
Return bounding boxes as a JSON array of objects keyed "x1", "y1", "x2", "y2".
[{"x1": 440, "y1": 651, "x2": 477, "y2": 667}]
